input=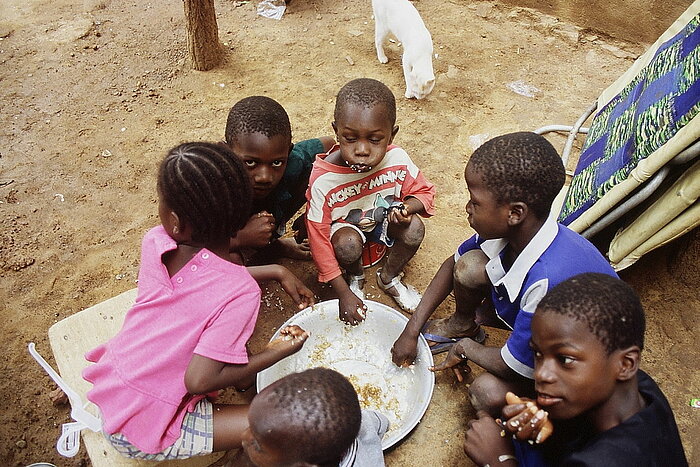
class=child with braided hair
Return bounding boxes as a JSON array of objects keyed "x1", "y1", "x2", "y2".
[{"x1": 82, "y1": 142, "x2": 310, "y2": 460}]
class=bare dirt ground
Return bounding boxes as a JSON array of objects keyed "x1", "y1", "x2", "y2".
[{"x1": 1, "y1": 0, "x2": 698, "y2": 465}]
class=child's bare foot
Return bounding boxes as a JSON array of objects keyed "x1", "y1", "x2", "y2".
[
  {"x1": 50, "y1": 387, "x2": 68, "y2": 406},
  {"x1": 423, "y1": 316, "x2": 486, "y2": 344},
  {"x1": 278, "y1": 237, "x2": 312, "y2": 260}
]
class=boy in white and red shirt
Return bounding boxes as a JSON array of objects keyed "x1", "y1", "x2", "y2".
[{"x1": 306, "y1": 78, "x2": 435, "y2": 323}]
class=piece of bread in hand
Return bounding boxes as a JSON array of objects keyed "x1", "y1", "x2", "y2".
[{"x1": 505, "y1": 392, "x2": 554, "y2": 443}]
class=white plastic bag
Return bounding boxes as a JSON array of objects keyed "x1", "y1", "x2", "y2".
[
  {"x1": 257, "y1": 0, "x2": 287, "y2": 20},
  {"x1": 507, "y1": 80, "x2": 541, "y2": 98}
]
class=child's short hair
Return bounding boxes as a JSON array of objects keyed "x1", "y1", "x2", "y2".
[
  {"x1": 224, "y1": 96, "x2": 292, "y2": 145},
  {"x1": 468, "y1": 132, "x2": 565, "y2": 218},
  {"x1": 537, "y1": 273, "x2": 645, "y2": 354},
  {"x1": 158, "y1": 142, "x2": 251, "y2": 244},
  {"x1": 334, "y1": 78, "x2": 397, "y2": 126},
  {"x1": 263, "y1": 367, "x2": 361, "y2": 466}
]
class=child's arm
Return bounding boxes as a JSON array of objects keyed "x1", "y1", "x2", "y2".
[
  {"x1": 305, "y1": 175, "x2": 367, "y2": 325},
  {"x1": 464, "y1": 411, "x2": 518, "y2": 467},
  {"x1": 394, "y1": 152, "x2": 436, "y2": 219},
  {"x1": 387, "y1": 196, "x2": 426, "y2": 225},
  {"x1": 430, "y1": 336, "x2": 519, "y2": 380},
  {"x1": 184, "y1": 325, "x2": 309, "y2": 393},
  {"x1": 391, "y1": 255, "x2": 455, "y2": 366},
  {"x1": 230, "y1": 211, "x2": 277, "y2": 250},
  {"x1": 247, "y1": 264, "x2": 315, "y2": 310},
  {"x1": 329, "y1": 275, "x2": 367, "y2": 326},
  {"x1": 218, "y1": 448, "x2": 258, "y2": 467}
]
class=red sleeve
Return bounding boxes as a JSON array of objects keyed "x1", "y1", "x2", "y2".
[
  {"x1": 401, "y1": 168, "x2": 436, "y2": 217},
  {"x1": 306, "y1": 214, "x2": 342, "y2": 283},
  {"x1": 305, "y1": 163, "x2": 343, "y2": 283}
]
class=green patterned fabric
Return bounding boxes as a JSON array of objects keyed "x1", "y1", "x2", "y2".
[{"x1": 560, "y1": 14, "x2": 700, "y2": 225}]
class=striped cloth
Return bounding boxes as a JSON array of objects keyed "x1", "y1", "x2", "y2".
[{"x1": 560, "y1": 12, "x2": 700, "y2": 225}]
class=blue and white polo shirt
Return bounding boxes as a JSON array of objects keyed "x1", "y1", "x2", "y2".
[{"x1": 456, "y1": 217, "x2": 617, "y2": 378}]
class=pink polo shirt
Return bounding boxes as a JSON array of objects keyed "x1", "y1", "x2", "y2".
[{"x1": 83, "y1": 226, "x2": 260, "y2": 453}]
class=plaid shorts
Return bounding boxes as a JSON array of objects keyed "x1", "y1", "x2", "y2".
[{"x1": 105, "y1": 399, "x2": 214, "y2": 460}]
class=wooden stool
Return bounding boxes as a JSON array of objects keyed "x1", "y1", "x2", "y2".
[{"x1": 46, "y1": 288, "x2": 222, "y2": 467}]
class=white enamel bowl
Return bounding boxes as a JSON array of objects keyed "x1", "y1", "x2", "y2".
[{"x1": 257, "y1": 299, "x2": 434, "y2": 450}]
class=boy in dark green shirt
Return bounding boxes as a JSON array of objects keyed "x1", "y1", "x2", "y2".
[{"x1": 224, "y1": 96, "x2": 334, "y2": 264}]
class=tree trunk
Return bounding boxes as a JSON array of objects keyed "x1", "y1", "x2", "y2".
[{"x1": 183, "y1": 0, "x2": 223, "y2": 71}]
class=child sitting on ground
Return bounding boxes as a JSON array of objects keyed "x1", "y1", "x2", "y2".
[
  {"x1": 82, "y1": 142, "x2": 309, "y2": 460},
  {"x1": 231, "y1": 367, "x2": 389, "y2": 466},
  {"x1": 306, "y1": 78, "x2": 436, "y2": 323},
  {"x1": 391, "y1": 132, "x2": 617, "y2": 415},
  {"x1": 463, "y1": 273, "x2": 688, "y2": 466},
  {"x1": 225, "y1": 96, "x2": 335, "y2": 264}
]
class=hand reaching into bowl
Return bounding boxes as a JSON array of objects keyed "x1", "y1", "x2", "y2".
[
  {"x1": 266, "y1": 325, "x2": 310, "y2": 359},
  {"x1": 276, "y1": 268, "x2": 316, "y2": 309},
  {"x1": 337, "y1": 289, "x2": 367, "y2": 326},
  {"x1": 246, "y1": 264, "x2": 315, "y2": 310}
]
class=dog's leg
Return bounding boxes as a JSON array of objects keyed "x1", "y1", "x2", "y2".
[
  {"x1": 401, "y1": 52, "x2": 415, "y2": 98},
  {"x1": 374, "y1": 14, "x2": 389, "y2": 63}
]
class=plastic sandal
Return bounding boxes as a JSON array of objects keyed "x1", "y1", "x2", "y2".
[
  {"x1": 376, "y1": 269, "x2": 422, "y2": 313},
  {"x1": 420, "y1": 320, "x2": 487, "y2": 354},
  {"x1": 347, "y1": 273, "x2": 365, "y2": 300}
]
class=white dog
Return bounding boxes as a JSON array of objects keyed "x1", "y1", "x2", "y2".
[{"x1": 372, "y1": 0, "x2": 435, "y2": 99}]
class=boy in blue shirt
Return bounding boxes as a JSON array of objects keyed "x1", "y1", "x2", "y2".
[
  {"x1": 464, "y1": 273, "x2": 687, "y2": 466},
  {"x1": 224, "y1": 96, "x2": 335, "y2": 264},
  {"x1": 391, "y1": 132, "x2": 617, "y2": 416}
]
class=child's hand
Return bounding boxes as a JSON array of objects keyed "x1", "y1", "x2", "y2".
[
  {"x1": 391, "y1": 331, "x2": 419, "y2": 367},
  {"x1": 266, "y1": 325, "x2": 309, "y2": 358},
  {"x1": 234, "y1": 211, "x2": 276, "y2": 249},
  {"x1": 387, "y1": 204, "x2": 412, "y2": 225},
  {"x1": 338, "y1": 293, "x2": 367, "y2": 326},
  {"x1": 464, "y1": 410, "x2": 516, "y2": 467},
  {"x1": 278, "y1": 237, "x2": 312, "y2": 260},
  {"x1": 429, "y1": 340, "x2": 472, "y2": 382},
  {"x1": 500, "y1": 392, "x2": 554, "y2": 444},
  {"x1": 277, "y1": 266, "x2": 316, "y2": 309}
]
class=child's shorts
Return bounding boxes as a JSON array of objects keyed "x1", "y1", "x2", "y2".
[{"x1": 105, "y1": 398, "x2": 214, "y2": 460}]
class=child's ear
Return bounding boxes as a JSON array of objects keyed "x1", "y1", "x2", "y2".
[
  {"x1": 390, "y1": 124, "x2": 399, "y2": 143},
  {"x1": 168, "y1": 211, "x2": 181, "y2": 234},
  {"x1": 169, "y1": 211, "x2": 191, "y2": 242},
  {"x1": 507, "y1": 202, "x2": 528, "y2": 226},
  {"x1": 616, "y1": 346, "x2": 641, "y2": 382},
  {"x1": 331, "y1": 121, "x2": 338, "y2": 136}
]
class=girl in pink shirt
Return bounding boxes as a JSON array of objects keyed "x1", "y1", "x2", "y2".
[{"x1": 83, "y1": 142, "x2": 309, "y2": 460}]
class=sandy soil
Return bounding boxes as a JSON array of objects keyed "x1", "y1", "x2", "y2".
[{"x1": 1, "y1": 0, "x2": 698, "y2": 465}]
